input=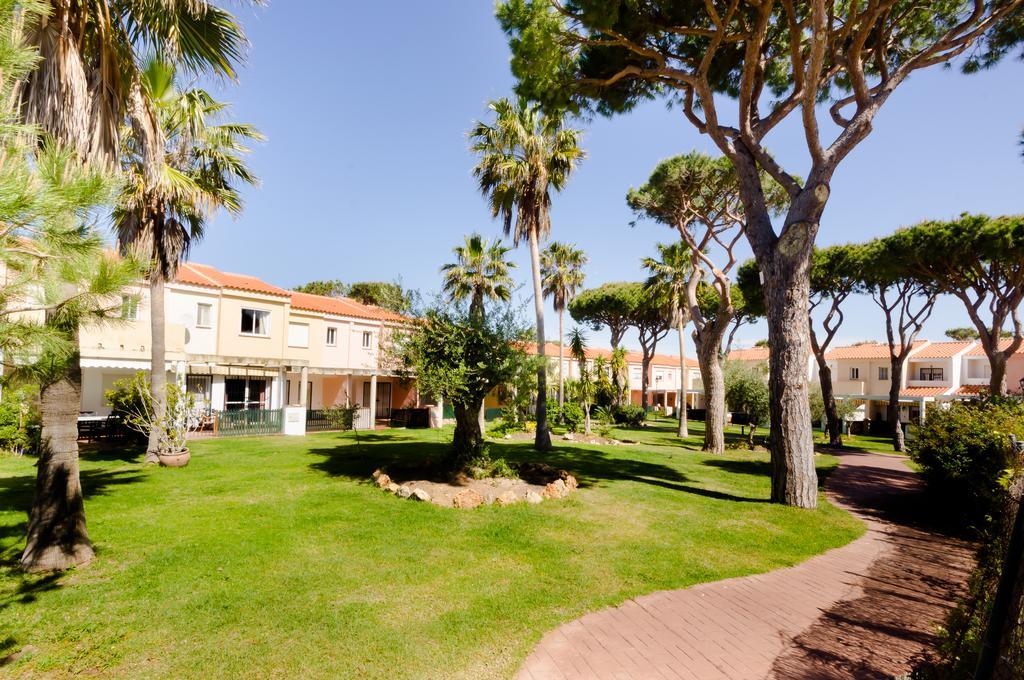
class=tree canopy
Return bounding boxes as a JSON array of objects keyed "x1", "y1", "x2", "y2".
[
  {"x1": 293, "y1": 280, "x2": 348, "y2": 298},
  {"x1": 348, "y1": 281, "x2": 413, "y2": 314},
  {"x1": 568, "y1": 281, "x2": 645, "y2": 348}
]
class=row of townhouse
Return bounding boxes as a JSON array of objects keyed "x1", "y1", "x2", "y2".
[
  {"x1": 522, "y1": 343, "x2": 706, "y2": 413},
  {"x1": 78, "y1": 262, "x2": 423, "y2": 429},
  {"x1": 728, "y1": 340, "x2": 1024, "y2": 427}
]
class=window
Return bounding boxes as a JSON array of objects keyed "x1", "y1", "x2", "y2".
[
  {"x1": 121, "y1": 295, "x2": 139, "y2": 321},
  {"x1": 196, "y1": 303, "x2": 212, "y2": 328},
  {"x1": 849, "y1": 367, "x2": 860, "y2": 380},
  {"x1": 920, "y1": 367, "x2": 944, "y2": 381},
  {"x1": 240, "y1": 308, "x2": 270, "y2": 336},
  {"x1": 326, "y1": 327, "x2": 337, "y2": 346},
  {"x1": 878, "y1": 366, "x2": 889, "y2": 381},
  {"x1": 362, "y1": 331, "x2": 372, "y2": 348},
  {"x1": 287, "y1": 322, "x2": 309, "y2": 348}
]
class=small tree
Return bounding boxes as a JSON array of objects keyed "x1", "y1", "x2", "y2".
[
  {"x1": 567, "y1": 327, "x2": 594, "y2": 434},
  {"x1": 628, "y1": 287, "x2": 672, "y2": 412},
  {"x1": 643, "y1": 242, "x2": 693, "y2": 438},
  {"x1": 397, "y1": 305, "x2": 531, "y2": 469},
  {"x1": 861, "y1": 238, "x2": 938, "y2": 453},
  {"x1": 540, "y1": 241, "x2": 587, "y2": 411},
  {"x1": 888, "y1": 215, "x2": 1024, "y2": 395},
  {"x1": 107, "y1": 372, "x2": 202, "y2": 455},
  {"x1": 569, "y1": 282, "x2": 644, "y2": 404},
  {"x1": 724, "y1": 361, "x2": 770, "y2": 449}
]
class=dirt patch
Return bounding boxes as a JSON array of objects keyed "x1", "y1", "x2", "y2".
[
  {"x1": 371, "y1": 462, "x2": 578, "y2": 509},
  {"x1": 494, "y1": 431, "x2": 630, "y2": 446}
]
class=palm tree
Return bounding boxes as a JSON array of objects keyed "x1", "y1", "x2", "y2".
[
  {"x1": 541, "y1": 242, "x2": 587, "y2": 413},
  {"x1": 19, "y1": 0, "x2": 256, "y2": 168},
  {"x1": 114, "y1": 60, "x2": 261, "y2": 462},
  {"x1": 643, "y1": 242, "x2": 693, "y2": 438},
  {"x1": 567, "y1": 327, "x2": 594, "y2": 434},
  {"x1": 440, "y1": 233, "x2": 516, "y2": 323},
  {"x1": 469, "y1": 97, "x2": 585, "y2": 451}
]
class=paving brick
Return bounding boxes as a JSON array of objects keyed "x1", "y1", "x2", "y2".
[{"x1": 515, "y1": 451, "x2": 974, "y2": 680}]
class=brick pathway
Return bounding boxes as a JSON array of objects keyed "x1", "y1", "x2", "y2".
[{"x1": 515, "y1": 450, "x2": 975, "y2": 680}]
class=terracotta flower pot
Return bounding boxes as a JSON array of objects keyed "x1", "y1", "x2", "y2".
[{"x1": 157, "y1": 449, "x2": 190, "y2": 468}]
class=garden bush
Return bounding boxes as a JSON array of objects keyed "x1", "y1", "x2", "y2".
[
  {"x1": 548, "y1": 399, "x2": 585, "y2": 432},
  {"x1": 909, "y1": 398, "x2": 1024, "y2": 530},
  {"x1": 612, "y1": 404, "x2": 646, "y2": 428},
  {"x1": 0, "y1": 384, "x2": 39, "y2": 454}
]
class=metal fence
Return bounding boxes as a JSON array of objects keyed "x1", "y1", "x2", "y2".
[
  {"x1": 306, "y1": 408, "x2": 354, "y2": 432},
  {"x1": 213, "y1": 408, "x2": 283, "y2": 437}
]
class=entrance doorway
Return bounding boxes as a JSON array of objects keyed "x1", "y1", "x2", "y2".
[{"x1": 362, "y1": 381, "x2": 392, "y2": 420}]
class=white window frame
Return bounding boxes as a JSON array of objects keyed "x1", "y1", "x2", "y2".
[
  {"x1": 121, "y1": 295, "x2": 139, "y2": 321},
  {"x1": 326, "y1": 326, "x2": 338, "y2": 347},
  {"x1": 878, "y1": 366, "x2": 889, "y2": 381},
  {"x1": 287, "y1": 322, "x2": 310, "y2": 348},
  {"x1": 850, "y1": 367, "x2": 860, "y2": 380},
  {"x1": 362, "y1": 331, "x2": 372, "y2": 348},
  {"x1": 196, "y1": 302, "x2": 213, "y2": 328},
  {"x1": 240, "y1": 308, "x2": 271, "y2": 337}
]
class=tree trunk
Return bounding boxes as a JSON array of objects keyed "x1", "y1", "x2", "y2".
[
  {"x1": 697, "y1": 338, "x2": 725, "y2": 454},
  {"x1": 478, "y1": 403, "x2": 486, "y2": 436},
  {"x1": 816, "y1": 354, "x2": 843, "y2": 447},
  {"x1": 583, "y1": 401, "x2": 591, "y2": 435},
  {"x1": 761, "y1": 248, "x2": 818, "y2": 508},
  {"x1": 887, "y1": 355, "x2": 906, "y2": 453},
  {"x1": 528, "y1": 228, "x2": 551, "y2": 451},
  {"x1": 990, "y1": 351, "x2": 1009, "y2": 396},
  {"x1": 640, "y1": 355, "x2": 651, "y2": 410},
  {"x1": 677, "y1": 317, "x2": 689, "y2": 438},
  {"x1": 21, "y1": 343, "x2": 95, "y2": 572},
  {"x1": 558, "y1": 307, "x2": 565, "y2": 413},
  {"x1": 146, "y1": 276, "x2": 166, "y2": 463},
  {"x1": 452, "y1": 399, "x2": 485, "y2": 471}
]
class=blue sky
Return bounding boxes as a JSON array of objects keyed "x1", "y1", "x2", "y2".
[{"x1": 190, "y1": 2, "x2": 1024, "y2": 355}]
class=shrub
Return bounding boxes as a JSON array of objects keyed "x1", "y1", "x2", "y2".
[
  {"x1": 548, "y1": 399, "x2": 584, "y2": 432},
  {"x1": 909, "y1": 398, "x2": 1024, "y2": 530},
  {"x1": 612, "y1": 404, "x2": 646, "y2": 428},
  {"x1": 0, "y1": 384, "x2": 40, "y2": 454}
]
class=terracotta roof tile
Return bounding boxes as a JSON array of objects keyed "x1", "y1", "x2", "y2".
[
  {"x1": 956, "y1": 384, "x2": 989, "y2": 396},
  {"x1": 966, "y1": 338, "x2": 1024, "y2": 356},
  {"x1": 911, "y1": 341, "x2": 976, "y2": 359},
  {"x1": 727, "y1": 347, "x2": 770, "y2": 362},
  {"x1": 825, "y1": 341, "x2": 927, "y2": 360},
  {"x1": 289, "y1": 291, "x2": 407, "y2": 323}
]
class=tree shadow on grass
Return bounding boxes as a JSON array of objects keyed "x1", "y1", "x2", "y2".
[
  {"x1": 307, "y1": 434, "x2": 766, "y2": 503},
  {"x1": 0, "y1": 466, "x2": 147, "y2": 570},
  {"x1": 701, "y1": 456, "x2": 842, "y2": 490},
  {"x1": 79, "y1": 442, "x2": 146, "y2": 464}
]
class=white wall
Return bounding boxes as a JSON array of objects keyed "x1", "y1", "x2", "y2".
[{"x1": 167, "y1": 285, "x2": 220, "y2": 356}]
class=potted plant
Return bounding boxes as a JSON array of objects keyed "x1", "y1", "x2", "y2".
[{"x1": 113, "y1": 372, "x2": 200, "y2": 466}]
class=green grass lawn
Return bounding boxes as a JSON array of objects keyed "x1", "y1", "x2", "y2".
[{"x1": 1, "y1": 421, "x2": 864, "y2": 679}]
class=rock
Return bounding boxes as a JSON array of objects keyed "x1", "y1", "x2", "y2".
[
  {"x1": 525, "y1": 491, "x2": 543, "y2": 504},
  {"x1": 563, "y1": 432, "x2": 575, "y2": 441},
  {"x1": 371, "y1": 468, "x2": 385, "y2": 480},
  {"x1": 563, "y1": 475, "x2": 578, "y2": 491},
  {"x1": 397, "y1": 485, "x2": 413, "y2": 499},
  {"x1": 453, "y1": 488, "x2": 484, "y2": 509},
  {"x1": 386, "y1": 482, "x2": 401, "y2": 493},
  {"x1": 495, "y1": 490, "x2": 520, "y2": 506},
  {"x1": 375, "y1": 473, "x2": 392, "y2": 488},
  {"x1": 503, "y1": 434, "x2": 512, "y2": 440},
  {"x1": 542, "y1": 479, "x2": 568, "y2": 499},
  {"x1": 410, "y1": 488, "x2": 431, "y2": 502}
]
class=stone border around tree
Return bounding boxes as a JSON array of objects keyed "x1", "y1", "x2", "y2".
[{"x1": 370, "y1": 464, "x2": 579, "y2": 509}]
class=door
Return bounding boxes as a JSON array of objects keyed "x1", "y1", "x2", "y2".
[{"x1": 361, "y1": 381, "x2": 392, "y2": 420}]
